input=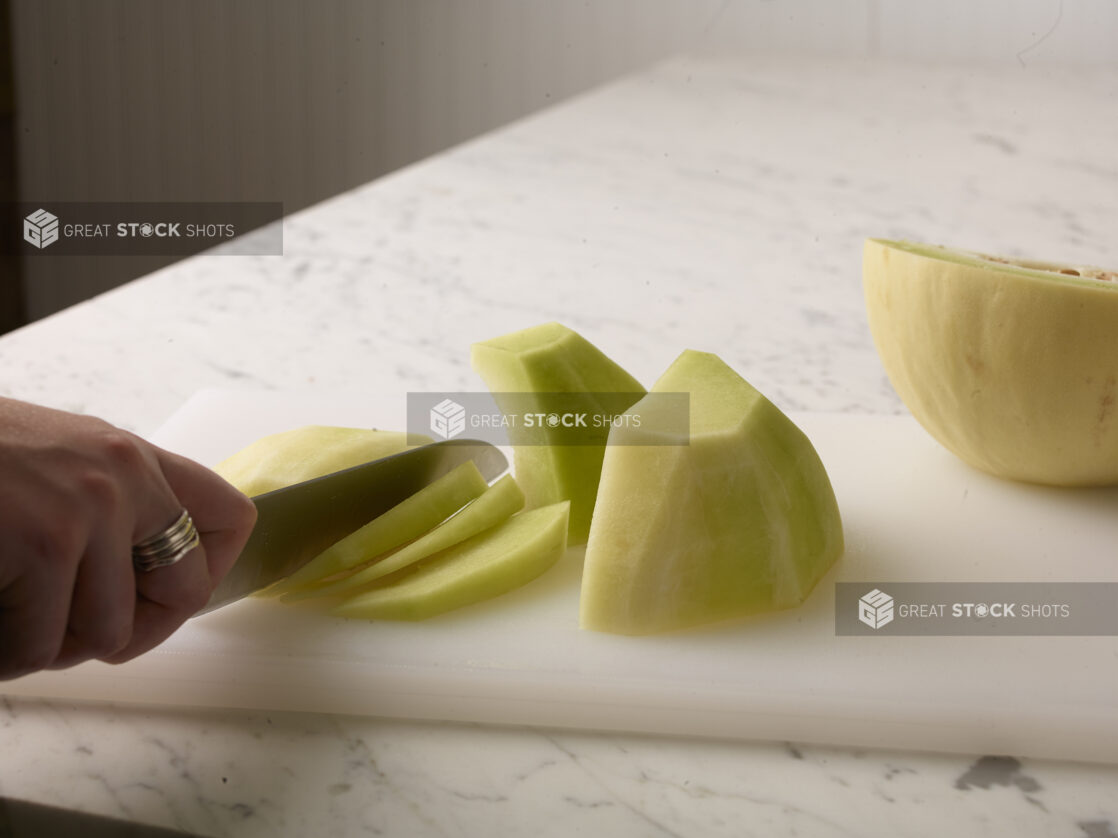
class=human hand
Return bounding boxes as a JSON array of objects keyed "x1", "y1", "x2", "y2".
[{"x1": 0, "y1": 397, "x2": 257, "y2": 679}]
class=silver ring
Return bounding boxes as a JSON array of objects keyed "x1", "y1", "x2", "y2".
[{"x1": 132, "y1": 509, "x2": 200, "y2": 572}]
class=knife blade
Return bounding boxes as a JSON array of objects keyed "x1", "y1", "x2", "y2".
[{"x1": 197, "y1": 439, "x2": 508, "y2": 614}]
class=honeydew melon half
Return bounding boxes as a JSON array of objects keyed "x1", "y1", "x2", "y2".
[
  {"x1": 863, "y1": 238, "x2": 1118, "y2": 485},
  {"x1": 579, "y1": 350, "x2": 843, "y2": 635},
  {"x1": 215, "y1": 425, "x2": 421, "y2": 497},
  {"x1": 333, "y1": 501, "x2": 569, "y2": 621},
  {"x1": 471, "y1": 322, "x2": 645, "y2": 545}
]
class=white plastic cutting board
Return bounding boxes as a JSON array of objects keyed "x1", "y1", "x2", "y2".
[{"x1": 6, "y1": 390, "x2": 1117, "y2": 762}]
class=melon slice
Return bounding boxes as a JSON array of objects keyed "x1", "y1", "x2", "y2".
[
  {"x1": 333, "y1": 501, "x2": 569, "y2": 621},
  {"x1": 284, "y1": 473, "x2": 526, "y2": 601},
  {"x1": 215, "y1": 425, "x2": 421, "y2": 497},
  {"x1": 579, "y1": 350, "x2": 843, "y2": 635},
  {"x1": 864, "y1": 238, "x2": 1118, "y2": 486},
  {"x1": 471, "y1": 322, "x2": 645, "y2": 544},
  {"x1": 271, "y1": 460, "x2": 490, "y2": 594}
]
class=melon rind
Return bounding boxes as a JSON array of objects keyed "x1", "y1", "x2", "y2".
[{"x1": 863, "y1": 238, "x2": 1118, "y2": 486}]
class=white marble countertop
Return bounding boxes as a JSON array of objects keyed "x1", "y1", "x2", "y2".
[{"x1": 1, "y1": 54, "x2": 1117, "y2": 836}]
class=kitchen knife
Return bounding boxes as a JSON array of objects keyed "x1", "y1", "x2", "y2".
[{"x1": 198, "y1": 439, "x2": 508, "y2": 615}]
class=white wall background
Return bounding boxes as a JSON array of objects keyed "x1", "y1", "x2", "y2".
[{"x1": 11, "y1": 0, "x2": 1116, "y2": 322}]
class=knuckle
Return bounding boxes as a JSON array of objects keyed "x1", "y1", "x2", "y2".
[
  {"x1": 92, "y1": 428, "x2": 147, "y2": 475},
  {"x1": 74, "y1": 469, "x2": 122, "y2": 515},
  {"x1": 25, "y1": 522, "x2": 84, "y2": 571}
]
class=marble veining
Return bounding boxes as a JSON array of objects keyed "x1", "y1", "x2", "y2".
[
  {"x1": 1, "y1": 54, "x2": 1117, "y2": 836},
  {"x1": 2, "y1": 697, "x2": 1117, "y2": 837}
]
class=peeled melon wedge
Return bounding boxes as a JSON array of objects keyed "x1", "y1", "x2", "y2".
[
  {"x1": 471, "y1": 322, "x2": 645, "y2": 545},
  {"x1": 215, "y1": 425, "x2": 421, "y2": 496},
  {"x1": 579, "y1": 350, "x2": 843, "y2": 635},
  {"x1": 333, "y1": 501, "x2": 569, "y2": 621},
  {"x1": 863, "y1": 238, "x2": 1118, "y2": 485},
  {"x1": 284, "y1": 473, "x2": 526, "y2": 601},
  {"x1": 271, "y1": 460, "x2": 490, "y2": 594}
]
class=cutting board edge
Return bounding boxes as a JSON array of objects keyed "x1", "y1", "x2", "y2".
[{"x1": 5, "y1": 667, "x2": 1116, "y2": 765}]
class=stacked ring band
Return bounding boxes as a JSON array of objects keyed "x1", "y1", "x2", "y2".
[{"x1": 132, "y1": 509, "x2": 200, "y2": 572}]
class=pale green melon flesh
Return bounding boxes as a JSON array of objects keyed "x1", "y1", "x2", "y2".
[
  {"x1": 470, "y1": 322, "x2": 645, "y2": 545},
  {"x1": 215, "y1": 426, "x2": 420, "y2": 497},
  {"x1": 579, "y1": 350, "x2": 844, "y2": 635},
  {"x1": 874, "y1": 239, "x2": 1118, "y2": 287},
  {"x1": 272, "y1": 460, "x2": 490, "y2": 593},
  {"x1": 333, "y1": 501, "x2": 569, "y2": 621},
  {"x1": 284, "y1": 473, "x2": 526, "y2": 601}
]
